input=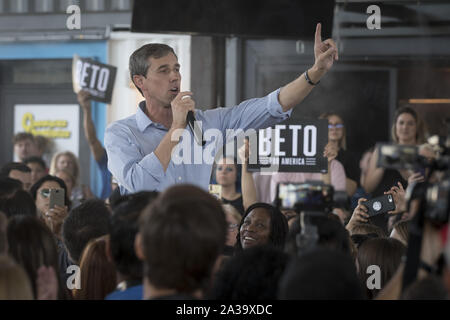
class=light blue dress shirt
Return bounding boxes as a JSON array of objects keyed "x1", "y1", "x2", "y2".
[{"x1": 104, "y1": 88, "x2": 291, "y2": 194}]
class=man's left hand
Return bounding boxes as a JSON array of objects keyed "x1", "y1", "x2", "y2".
[{"x1": 313, "y1": 23, "x2": 338, "y2": 74}]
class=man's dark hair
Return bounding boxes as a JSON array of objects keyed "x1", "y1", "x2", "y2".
[
  {"x1": 139, "y1": 184, "x2": 226, "y2": 294},
  {"x1": 285, "y1": 214, "x2": 352, "y2": 256},
  {"x1": 0, "y1": 177, "x2": 23, "y2": 199},
  {"x1": 209, "y1": 245, "x2": 289, "y2": 299},
  {"x1": 110, "y1": 191, "x2": 159, "y2": 281},
  {"x1": 13, "y1": 132, "x2": 34, "y2": 145},
  {"x1": 108, "y1": 187, "x2": 123, "y2": 210},
  {"x1": 62, "y1": 199, "x2": 111, "y2": 264},
  {"x1": 129, "y1": 43, "x2": 177, "y2": 96},
  {"x1": 0, "y1": 162, "x2": 31, "y2": 178},
  {"x1": 235, "y1": 202, "x2": 288, "y2": 251},
  {"x1": 23, "y1": 156, "x2": 47, "y2": 171},
  {"x1": 278, "y1": 248, "x2": 365, "y2": 300},
  {"x1": 350, "y1": 233, "x2": 379, "y2": 249},
  {"x1": 0, "y1": 190, "x2": 37, "y2": 218}
]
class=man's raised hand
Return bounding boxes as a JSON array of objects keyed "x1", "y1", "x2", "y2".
[{"x1": 313, "y1": 23, "x2": 338, "y2": 73}]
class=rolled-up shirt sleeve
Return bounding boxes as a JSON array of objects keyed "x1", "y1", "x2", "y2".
[
  {"x1": 204, "y1": 88, "x2": 292, "y2": 142},
  {"x1": 104, "y1": 123, "x2": 165, "y2": 193}
]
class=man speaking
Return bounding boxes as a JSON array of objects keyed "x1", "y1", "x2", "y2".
[{"x1": 105, "y1": 23, "x2": 338, "y2": 194}]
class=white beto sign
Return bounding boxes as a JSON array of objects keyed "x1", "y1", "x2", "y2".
[
  {"x1": 247, "y1": 120, "x2": 328, "y2": 173},
  {"x1": 72, "y1": 55, "x2": 117, "y2": 103},
  {"x1": 14, "y1": 104, "x2": 80, "y2": 157}
]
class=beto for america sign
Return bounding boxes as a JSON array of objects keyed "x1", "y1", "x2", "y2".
[
  {"x1": 72, "y1": 55, "x2": 117, "y2": 103},
  {"x1": 247, "y1": 119, "x2": 328, "y2": 173}
]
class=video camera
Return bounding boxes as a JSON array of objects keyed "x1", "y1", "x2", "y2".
[
  {"x1": 274, "y1": 181, "x2": 349, "y2": 255},
  {"x1": 275, "y1": 181, "x2": 349, "y2": 214},
  {"x1": 376, "y1": 132, "x2": 450, "y2": 227}
]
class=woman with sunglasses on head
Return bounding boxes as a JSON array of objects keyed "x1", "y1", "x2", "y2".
[
  {"x1": 29, "y1": 175, "x2": 71, "y2": 240},
  {"x1": 29, "y1": 175, "x2": 73, "y2": 291},
  {"x1": 319, "y1": 112, "x2": 361, "y2": 198}
]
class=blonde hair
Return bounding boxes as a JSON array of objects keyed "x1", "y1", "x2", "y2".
[
  {"x1": 222, "y1": 204, "x2": 242, "y2": 224},
  {"x1": 54, "y1": 168, "x2": 76, "y2": 186},
  {"x1": 392, "y1": 220, "x2": 409, "y2": 246},
  {"x1": 49, "y1": 151, "x2": 80, "y2": 186},
  {"x1": 319, "y1": 112, "x2": 347, "y2": 150},
  {"x1": 0, "y1": 255, "x2": 33, "y2": 300}
]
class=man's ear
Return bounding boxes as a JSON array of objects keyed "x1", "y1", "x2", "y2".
[
  {"x1": 134, "y1": 232, "x2": 145, "y2": 261},
  {"x1": 132, "y1": 75, "x2": 145, "y2": 92}
]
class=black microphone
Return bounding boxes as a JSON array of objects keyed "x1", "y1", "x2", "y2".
[{"x1": 187, "y1": 110, "x2": 205, "y2": 146}]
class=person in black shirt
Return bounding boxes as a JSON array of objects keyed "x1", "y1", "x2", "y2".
[
  {"x1": 214, "y1": 156, "x2": 245, "y2": 215},
  {"x1": 362, "y1": 107, "x2": 425, "y2": 234}
]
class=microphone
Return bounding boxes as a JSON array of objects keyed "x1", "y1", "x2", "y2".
[{"x1": 187, "y1": 110, "x2": 205, "y2": 146}]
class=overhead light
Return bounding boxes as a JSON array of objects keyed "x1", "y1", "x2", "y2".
[{"x1": 408, "y1": 99, "x2": 450, "y2": 104}]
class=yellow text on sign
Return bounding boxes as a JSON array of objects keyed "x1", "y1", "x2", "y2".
[{"x1": 22, "y1": 112, "x2": 72, "y2": 139}]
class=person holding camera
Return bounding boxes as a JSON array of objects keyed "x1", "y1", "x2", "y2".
[
  {"x1": 363, "y1": 107, "x2": 425, "y2": 196},
  {"x1": 362, "y1": 107, "x2": 426, "y2": 233}
]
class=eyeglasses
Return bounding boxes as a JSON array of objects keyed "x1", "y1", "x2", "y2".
[
  {"x1": 228, "y1": 223, "x2": 239, "y2": 230},
  {"x1": 217, "y1": 166, "x2": 234, "y2": 173},
  {"x1": 328, "y1": 124, "x2": 344, "y2": 129},
  {"x1": 39, "y1": 188, "x2": 62, "y2": 198}
]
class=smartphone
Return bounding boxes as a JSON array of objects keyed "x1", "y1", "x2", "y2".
[
  {"x1": 361, "y1": 194, "x2": 395, "y2": 217},
  {"x1": 415, "y1": 166, "x2": 426, "y2": 177},
  {"x1": 49, "y1": 189, "x2": 65, "y2": 209},
  {"x1": 209, "y1": 184, "x2": 222, "y2": 200}
]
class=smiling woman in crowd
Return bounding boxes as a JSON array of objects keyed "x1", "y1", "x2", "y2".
[{"x1": 235, "y1": 202, "x2": 288, "y2": 252}]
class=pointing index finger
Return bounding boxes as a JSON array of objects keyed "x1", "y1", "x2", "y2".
[{"x1": 315, "y1": 23, "x2": 322, "y2": 45}]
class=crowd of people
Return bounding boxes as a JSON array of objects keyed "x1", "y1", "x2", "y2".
[
  {"x1": 1, "y1": 159, "x2": 449, "y2": 300},
  {"x1": 1, "y1": 26, "x2": 449, "y2": 300}
]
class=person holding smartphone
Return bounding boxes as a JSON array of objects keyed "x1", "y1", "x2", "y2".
[{"x1": 29, "y1": 175, "x2": 70, "y2": 239}]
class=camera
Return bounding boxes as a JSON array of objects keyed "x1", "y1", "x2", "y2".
[
  {"x1": 425, "y1": 179, "x2": 450, "y2": 225},
  {"x1": 376, "y1": 128, "x2": 450, "y2": 226},
  {"x1": 377, "y1": 143, "x2": 424, "y2": 171},
  {"x1": 275, "y1": 181, "x2": 349, "y2": 213}
]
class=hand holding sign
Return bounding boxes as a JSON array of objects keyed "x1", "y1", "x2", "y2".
[
  {"x1": 72, "y1": 55, "x2": 117, "y2": 103},
  {"x1": 77, "y1": 90, "x2": 91, "y2": 111},
  {"x1": 323, "y1": 142, "x2": 338, "y2": 162}
]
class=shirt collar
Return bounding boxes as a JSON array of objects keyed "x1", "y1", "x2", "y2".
[{"x1": 136, "y1": 101, "x2": 167, "y2": 132}]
